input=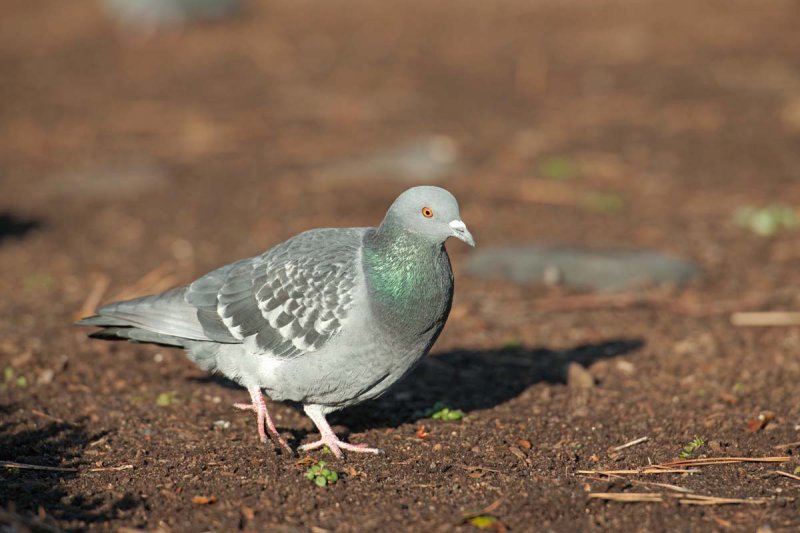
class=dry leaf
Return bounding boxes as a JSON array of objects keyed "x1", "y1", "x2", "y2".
[
  {"x1": 746, "y1": 411, "x2": 775, "y2": 433},
  {"x1": 240, "y1": 505, "x2": 255, "y2": 521},
  {"x1": 467, "y1": 515, "x2": 507, "y2": 532},
  {"x1": 295, "y1": 456, "x2": 316, "y2": 467},
  {"x1": 191, "y1": 495, "x2": 217, "y2": 505}
]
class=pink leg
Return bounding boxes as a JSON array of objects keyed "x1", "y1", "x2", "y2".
[
  {"x1": 299, "y1": 404, "x2": 382, "y2": 459},
  {"x1": 234, "y1": 387, "x2": 292, "y2": 454}
]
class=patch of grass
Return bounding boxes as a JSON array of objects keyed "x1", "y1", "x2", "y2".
[
  {"x1": 581, "y1": 191, "x2": 625, "y2": 213},
  {"x1": 305, "y1": 461, "x2": 339, "y2": 487},
  {"x1": 734, "y1": 205, "x2": 798, "y2": 236},
  {"x1": 2, "y1": 367, "x2": 27, "y2": 389},
  {"x1": 502, "y1": 339, "x2": 522, "y2": 350},
  {"x1": 538, "y1": 156, "x2": 576, "y2": 181},
  {"x1": 679, "y1": 436, "x2": 705, "y2": 459},
  {"x1": 468, "y1": 515, "x2": 501, "y2": 529},
  {"x1": 424, "y1": 402, "x2": 466, "y2": 421},
  {"x1": 155, "y1": 391, "x2": 179, "y2": 407},
  {"x1": 23, "y1": 272, "x2": 54, "y2": 291}
]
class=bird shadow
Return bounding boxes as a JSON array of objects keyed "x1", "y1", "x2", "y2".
[
  {"x1": 186, "y1": 338, "x2": 643, "y2": 443},
  {"x1": 334, "y1": 338, "x2": 644, "y2": 432},
  {"x1": 0, "y1": 213, "x2": 41, "y2": 245},
  {"x1": 0, "y1": 405, "x2": 140, "y2": 532}
]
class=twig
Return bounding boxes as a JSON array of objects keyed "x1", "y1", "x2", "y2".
[
  {"x1": 731, "y1": 311, "x2": 800, "y2": 327},
  {"x1": 773, "y1": 470, "x2": 800, "y2": 482},
  {"x1": 86, "y1": 464, "x2": 134, "y2": 472},
  {"x1": 677, "y1": 494, "x2": 767, "y2": 506},
  {"x1": 0, "y1": 461, "x2": 77, "y2": 473},
  {"x1": 579, "y1": 456, "x2": 789, "y2": 478},
  {"x1": 590, "y1": 492, "x2": 768, "y2": 506},
  {"x1": 598, "y1": 472, "x2": 693, "y2": 493},
  {"x1": 0, "y1": 461, "x2": 134, "y2": 474},
  {"x1": 75, "y1": 273, "x2": 110, "y2": 319},
  {"x1": 589, "y1": 492, "x2": 663, "y2": 503},
  {"x1": 612, "y1": 436, "x2": 649, "y2": 452},
  {"x1": 578, "y1": 468, "x2": 697, "y2": 475},
  {"x1": 112, "y1": 261, "x2": 178, "y2": 301},
  {"x1": 774, "y1": 440, "x2": 800, "y2": 450},
  {"x1": 628, "y1": 478, "x2": 693, "y2": 494},
  {"x1": 479, "y1": 498, "x2": 504, "y2": 515},
  {"x1": 661, "y1": 456, "x2": 790, "y2": 467},
  {"x1": 30, "y1": 409, "x2": 66, "y2": 425}
]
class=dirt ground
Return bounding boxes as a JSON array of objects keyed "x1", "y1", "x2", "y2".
[{"x1": 2, "y1": 0, "x2": 800, "y2": 531}]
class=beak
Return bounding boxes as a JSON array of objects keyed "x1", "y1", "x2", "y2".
[{"x1": 448, "y1": 219, "x2": 476, "y2": 247}]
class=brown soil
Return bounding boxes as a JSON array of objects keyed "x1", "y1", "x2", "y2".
[{"x1": 2, "y1": 0, "x2": 800, "y2": 531}]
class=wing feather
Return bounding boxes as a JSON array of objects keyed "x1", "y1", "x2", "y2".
[{"x1": 186, "y1": 228, "x2": 363, "y2": 356}]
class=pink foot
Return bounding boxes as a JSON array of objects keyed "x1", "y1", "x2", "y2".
[
  {"x1": 300, "y1": 437, "x2": 381, "y2": 459},
  {"x1": 234, "y1": 387, "x2": 292, "y2": 454},
  {"x1": 300, "y1": 404, "x2": 382, "y2": 459}
]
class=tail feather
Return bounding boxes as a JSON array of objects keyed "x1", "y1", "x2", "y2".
[
  {"x1": 81, "y1": 287, "x2": 210, "y2": 341},
  {"x1": 88, "y1": 326, "x2": 187, "y2": 347},
  {"x1": 77, "y1": 315, "x2": 130, "y2": 327}
]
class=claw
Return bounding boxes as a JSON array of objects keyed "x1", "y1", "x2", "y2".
[
  {"x1": 301, "y1": 404, "x2": 382, "y2": 459},
  {"x1": 234, "y1": 387, "x2": 292, "y2": 454}
]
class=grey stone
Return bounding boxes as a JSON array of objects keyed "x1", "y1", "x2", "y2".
[
  {"x1": 102, "y1": 0, "x2": 240, "y2": 31},
  {"x1": 465, "y1": 245, "x2": 701, "y2": 292},
  {"x1": 315, "y1": 135, "x2": 460, "y2": 183},
  {"x1": 48, "y1": 162, "x2": 169, "y2": 200}
]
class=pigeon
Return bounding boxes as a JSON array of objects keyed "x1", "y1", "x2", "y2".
[
  {"x1": 79, "y1": 186, "x2": 475, "y2": 458},
  {"x1": 102, "y1": 0, "x2": 241, "y2": 33}
]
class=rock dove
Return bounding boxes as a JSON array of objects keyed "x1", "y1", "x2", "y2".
[
  {"x1": 102, "y1": 0, "x2": 240, "y2": 30},
  {"x1": 79, "y1": 186, "x2": 475, "y2": 458}
]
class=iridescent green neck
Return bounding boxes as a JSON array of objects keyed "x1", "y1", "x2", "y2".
[
  {"x1": 362, "y1": 223, "x2": 454, "y2": 339},
  {"x1": 364, "y1": 227, "x2": 430, "y2": 299}
]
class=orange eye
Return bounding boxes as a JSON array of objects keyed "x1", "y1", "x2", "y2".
[{"x1": 421, "y1": 207, "x2": 434, "y2": 218}]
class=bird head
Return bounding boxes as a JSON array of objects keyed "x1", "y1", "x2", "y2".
[{"x1": 382, "y1": 186, "x2": 475, "y2": 247}]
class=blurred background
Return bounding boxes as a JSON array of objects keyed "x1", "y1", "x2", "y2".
[
  {"x1": 2, "y1": 0, "x2": 800, "y2": 308},
  {"x1": 2, "y1": 0, "x2": 800, "y2": 530},
  {"x1": 3, "y1": 0, "x2": 800, "y2": 309}
]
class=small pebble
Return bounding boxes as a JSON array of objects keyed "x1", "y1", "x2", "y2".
[
  {"x1": 615, "y1": 360, "x2": 635, "y2": 375},
  {"x1": 567, "y1": 362, "x2": 595, "y2": 389},
  {"x1": 37, "y1": 368, "x2": 55, "y2": 385},
  {"x1": 213, "y1": 420, "x2": 231, "y2": 430}
]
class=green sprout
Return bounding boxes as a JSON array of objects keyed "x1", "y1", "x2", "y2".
[
  {"x1": 679, "y1": 436, "x2": 705, "y2": 459},
  {"x1": 468, "y1": 515, "x2": 501, "y2": 529},
  {"x1": 735, "y1": 205, "x2": 798, "y2": 236},
  {"x1": 305, "y1": 461, "x2": 339, "y2": 487},
  {"x1": 155, "y1": 391, "x2": 179, "y2": 407},
  {"x1": 502, "y1": 340, "x2": 522, "y2": 351},
  {"x1": 427, "y1": 402, "x2": 466, "y2": 421},
  {"x1": 538, "y1": 156, "x2": 576, "y2": 181},
  {"x1": 3, "y1": 368, "x2": 27, "y2": 388},
  {"x1": 581, "y1": 191, "x2": 625, "y2": 213},
  {"x1": 23, "y1": 272, "x2": 54, "y2": 291}
]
